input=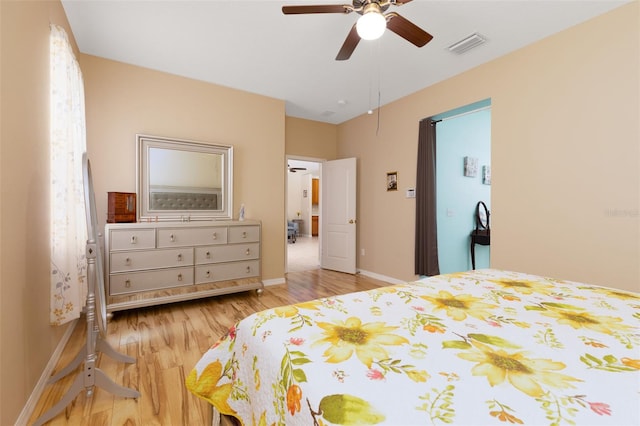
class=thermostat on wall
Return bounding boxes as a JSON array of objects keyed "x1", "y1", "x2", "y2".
[{"x1": 406, "y1": 188, "x2": 416, "y2": 198}]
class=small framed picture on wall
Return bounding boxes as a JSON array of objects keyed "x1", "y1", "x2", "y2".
[
  {"x1": 482, "y1": 165, "x2": 491, "y2": 185},
  {"x1": 387, "y1": 172, "x2": 398, "y2": 191},
  {"x1": 464, "y1": 156, "x2": 478, "y2": 177}
]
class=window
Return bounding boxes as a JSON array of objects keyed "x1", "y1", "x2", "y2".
[{"x1": 49, "y1": 25, "x2": 87, "y2": 325}]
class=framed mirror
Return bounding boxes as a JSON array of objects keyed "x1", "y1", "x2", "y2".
[
  {"x1": 136, "y1": 134, "x2": 233, "y2": 221},
  {"x1": 475, "y1": 201, "x2": 490, "y2": 230}
]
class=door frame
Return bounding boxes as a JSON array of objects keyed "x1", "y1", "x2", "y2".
[{"x1": 285, "y1": 155, "x2": 325, "y2": 273}]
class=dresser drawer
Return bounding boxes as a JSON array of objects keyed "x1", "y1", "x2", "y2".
[
  {"x1": 228, "y1": 225, "x2": 260, "y2": 243},
  {"x1": 195, "y1": 260, "x2": 260, "y2": 284},
  {"x1": 195, "y1": 243, "x2": 259, "y2": 265},
  {"x1": 109, "y1": 228, "x2": 156, "y2": 250},
  {"x1": 110, "y1": 248, "x2": 193, "y2": 273},
  {"x1": 109, "y1": 267, "x2": 194, "y2": 295},
  {"x1": 157, "y1": 226, "x2": 228, "y2": 247}
]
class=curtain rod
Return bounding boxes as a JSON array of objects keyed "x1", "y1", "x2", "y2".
[{"x1": 432, "y1": 105, "x2": 491, "y2": 124}]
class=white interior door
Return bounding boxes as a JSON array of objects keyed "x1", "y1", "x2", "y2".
[{"x1": 321, "y1": 158, "x2": 357, "y2": 274}]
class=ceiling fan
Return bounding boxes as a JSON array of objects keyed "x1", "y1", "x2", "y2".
[
  {"x1": 288, "y1": 164, "x2": 307, "y2": 173},
  {"x1": 282, "y1": 0, "x2": 433, "y2": 61}
]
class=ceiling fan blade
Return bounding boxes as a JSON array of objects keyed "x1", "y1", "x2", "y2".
[
  {"x1": 386, "y1": 12, "x2": 433, "y2": 47},
  {"x1": 282, "y1": 4, "x2": 352, "y2": 15},
  {"x1": 391, "y1": 0, "x2": 413, "y2": 4},
  {"x1": 336, "y1": 24, "x2": 361, "y2": 61}
]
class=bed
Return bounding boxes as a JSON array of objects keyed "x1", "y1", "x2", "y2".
[{"x1": 186, "y1": 269, "x2": 640, "y2": 425}]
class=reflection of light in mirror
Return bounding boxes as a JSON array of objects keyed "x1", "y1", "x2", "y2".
[{"x1": 149, "y1": 148, "x2": 222, "y2": 188}]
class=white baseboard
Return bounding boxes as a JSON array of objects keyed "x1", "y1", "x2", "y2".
[
  {"x1": 15, "y1": 318, "x2": 79, "y2": 426},
  {"x1": 263, "y1": 277, "x2": 286, "y2": 286},
  {"x1": 267, "y1": 271, "x2": 403, "y2": 288},
  {"x1": 357, "y1": 269, "x2": 406, "y2": 285}
]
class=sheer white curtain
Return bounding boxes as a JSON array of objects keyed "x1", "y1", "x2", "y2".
[{"x1": 49, "y1": 24, "x2": 87, "y2": 325}]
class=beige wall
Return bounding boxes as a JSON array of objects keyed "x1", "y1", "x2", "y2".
[
  {"x1": 285, "y1": 116, "x2": 338, "y2": 160},
  {"x1": 0, "y1": 1, "x2": 77, "y2": 424},
  {"x1": 1, "y1": 2, "x2": 638, "y2": 423},
  {"x1": 339, "y1": 2, "x2": 639, "y2": 292},
  {"x1": 80, "y1": 54, "x2": 286, "y2": 282}
]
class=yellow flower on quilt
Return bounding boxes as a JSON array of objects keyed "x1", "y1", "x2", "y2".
[
  {"x1": 297, "y1": 300, "x2": 324, "y2": 310},
  {"x1": 420, "y1": 290, "x2": 497, "y2": 321},
  {"x1": 274, "y1": 300, "x2": 322, "y2": 318},
  {"x1": 313, "y1": 316, "x2": 409, "y2": 368},
  {"x1": 274, "y1": 305, "x2": 300, "y2": 318},
  {"x1": 541, "y1": 307, "x2": 630, "y2": 335},
  {"x1": 489, "y1": 279, "x2": 554, "y2": 295},
  {"x1": 586, "y1": 286, "x2": 640, "y2": 301},
  {"x1": 372, "y1": 286, "x2": 399, "y2": 295},
  {"x1": 446, "y1": 271, "x2": 474, "y2": 281},
  {"x1": 457, "y1": 341, "x2": 582, "y2": 397},
  {"x1": 185, "y1": 361, "x2": 237, "y2": 416}
]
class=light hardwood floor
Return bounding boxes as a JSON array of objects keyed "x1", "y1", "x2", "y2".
[{"x1": 29, "y1": 269, "x2": 388, "y2": 426}]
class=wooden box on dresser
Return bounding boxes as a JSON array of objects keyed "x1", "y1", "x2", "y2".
[{"x1": 104, "y1": 220, "x2": 263, "y2": 313}]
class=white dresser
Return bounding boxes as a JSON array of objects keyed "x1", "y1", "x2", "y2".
[{"x1": 104, "y1": 220, "x2": 263, "y2": 313}]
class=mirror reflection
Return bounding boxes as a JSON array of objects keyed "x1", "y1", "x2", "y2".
[
  {"x1": 148, "y1": 148, "x2": 222, "y2": 211},
  {"x1": 137, "y1": 135, "x2": 233, "y2": 221}
]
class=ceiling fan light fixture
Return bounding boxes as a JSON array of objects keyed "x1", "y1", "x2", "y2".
[{"x1": 356, "y1": 4, "x2": 386, "y2": 40}]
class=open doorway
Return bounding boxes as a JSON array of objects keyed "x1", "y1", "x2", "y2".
[
  {"x1": 286, "y1": 157, "x2": 322, "y2": 273},
  {"x1": 433, "y1": 99, "x2": 491, "y2": 273}
]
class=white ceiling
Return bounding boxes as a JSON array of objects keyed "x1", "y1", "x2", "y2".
[{"x1": 61, "y1": 0, "x2": 630, "y2": 124}]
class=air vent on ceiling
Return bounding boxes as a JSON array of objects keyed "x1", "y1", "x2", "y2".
[
  {"x1": 321, "y1": 110, "x2": 335, "y2": 117},
  {"x1": 448, "y1": 33, "x2": 487, "y2": 54}
]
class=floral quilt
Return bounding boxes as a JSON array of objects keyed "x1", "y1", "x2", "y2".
[{"x1": 186, "y1": 269, "x2": 640, "y2": 425}]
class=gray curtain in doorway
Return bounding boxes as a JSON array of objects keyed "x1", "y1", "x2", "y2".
[{"x1": 415, "y1": 118, "x2": 440, "y2": 276}]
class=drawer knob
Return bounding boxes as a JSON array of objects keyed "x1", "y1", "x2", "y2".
[
  {"x1": 212, "y1": 232, "x2": 217, "y2": 240},
  {"x1": 245, "y1": 248, "x2": 250, "y2": 255},
  {"x1": 206, "y1": 270, "x2": 211, "y2": 278},
  {"x1": 242, "y1": 231, "x2": 247, "y2": 238},
  {"x1": 125, "y1": 279, "x2": 131, "y2": 288},
  {"x1": 177, "y1": 253, "x2": 183, "y2": 261},
  {"x1": 206, "y1": 251, "x2": 211, "y2": 259},
  {"x1": 125, "y1": 257, "x2": 131, "y2": 266},
  {"x1": 246, "y1": 266, "x2": 251, "y2": 274},
  {"x1": 178, "y1": 273, "x2": 183, "y2": 281},
  {"x1": 130, "y1": 236, "x2": 137, "y2": 244},
  {"x1": 170, "y1": 233, "x2": 175, "y2": 242}
]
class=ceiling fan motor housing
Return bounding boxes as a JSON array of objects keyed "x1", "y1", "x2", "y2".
[{"x1": 353, "y1": 0, "x2": 392, "y2": 15}]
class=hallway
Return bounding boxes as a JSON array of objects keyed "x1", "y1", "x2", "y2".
[{"x1": 287, "y1": 236, "x2": 319, "y2": 273}]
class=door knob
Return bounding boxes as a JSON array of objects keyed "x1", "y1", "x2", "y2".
[{"x1": 349, "y1": 219, "x2": 356, "y2": 224}]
